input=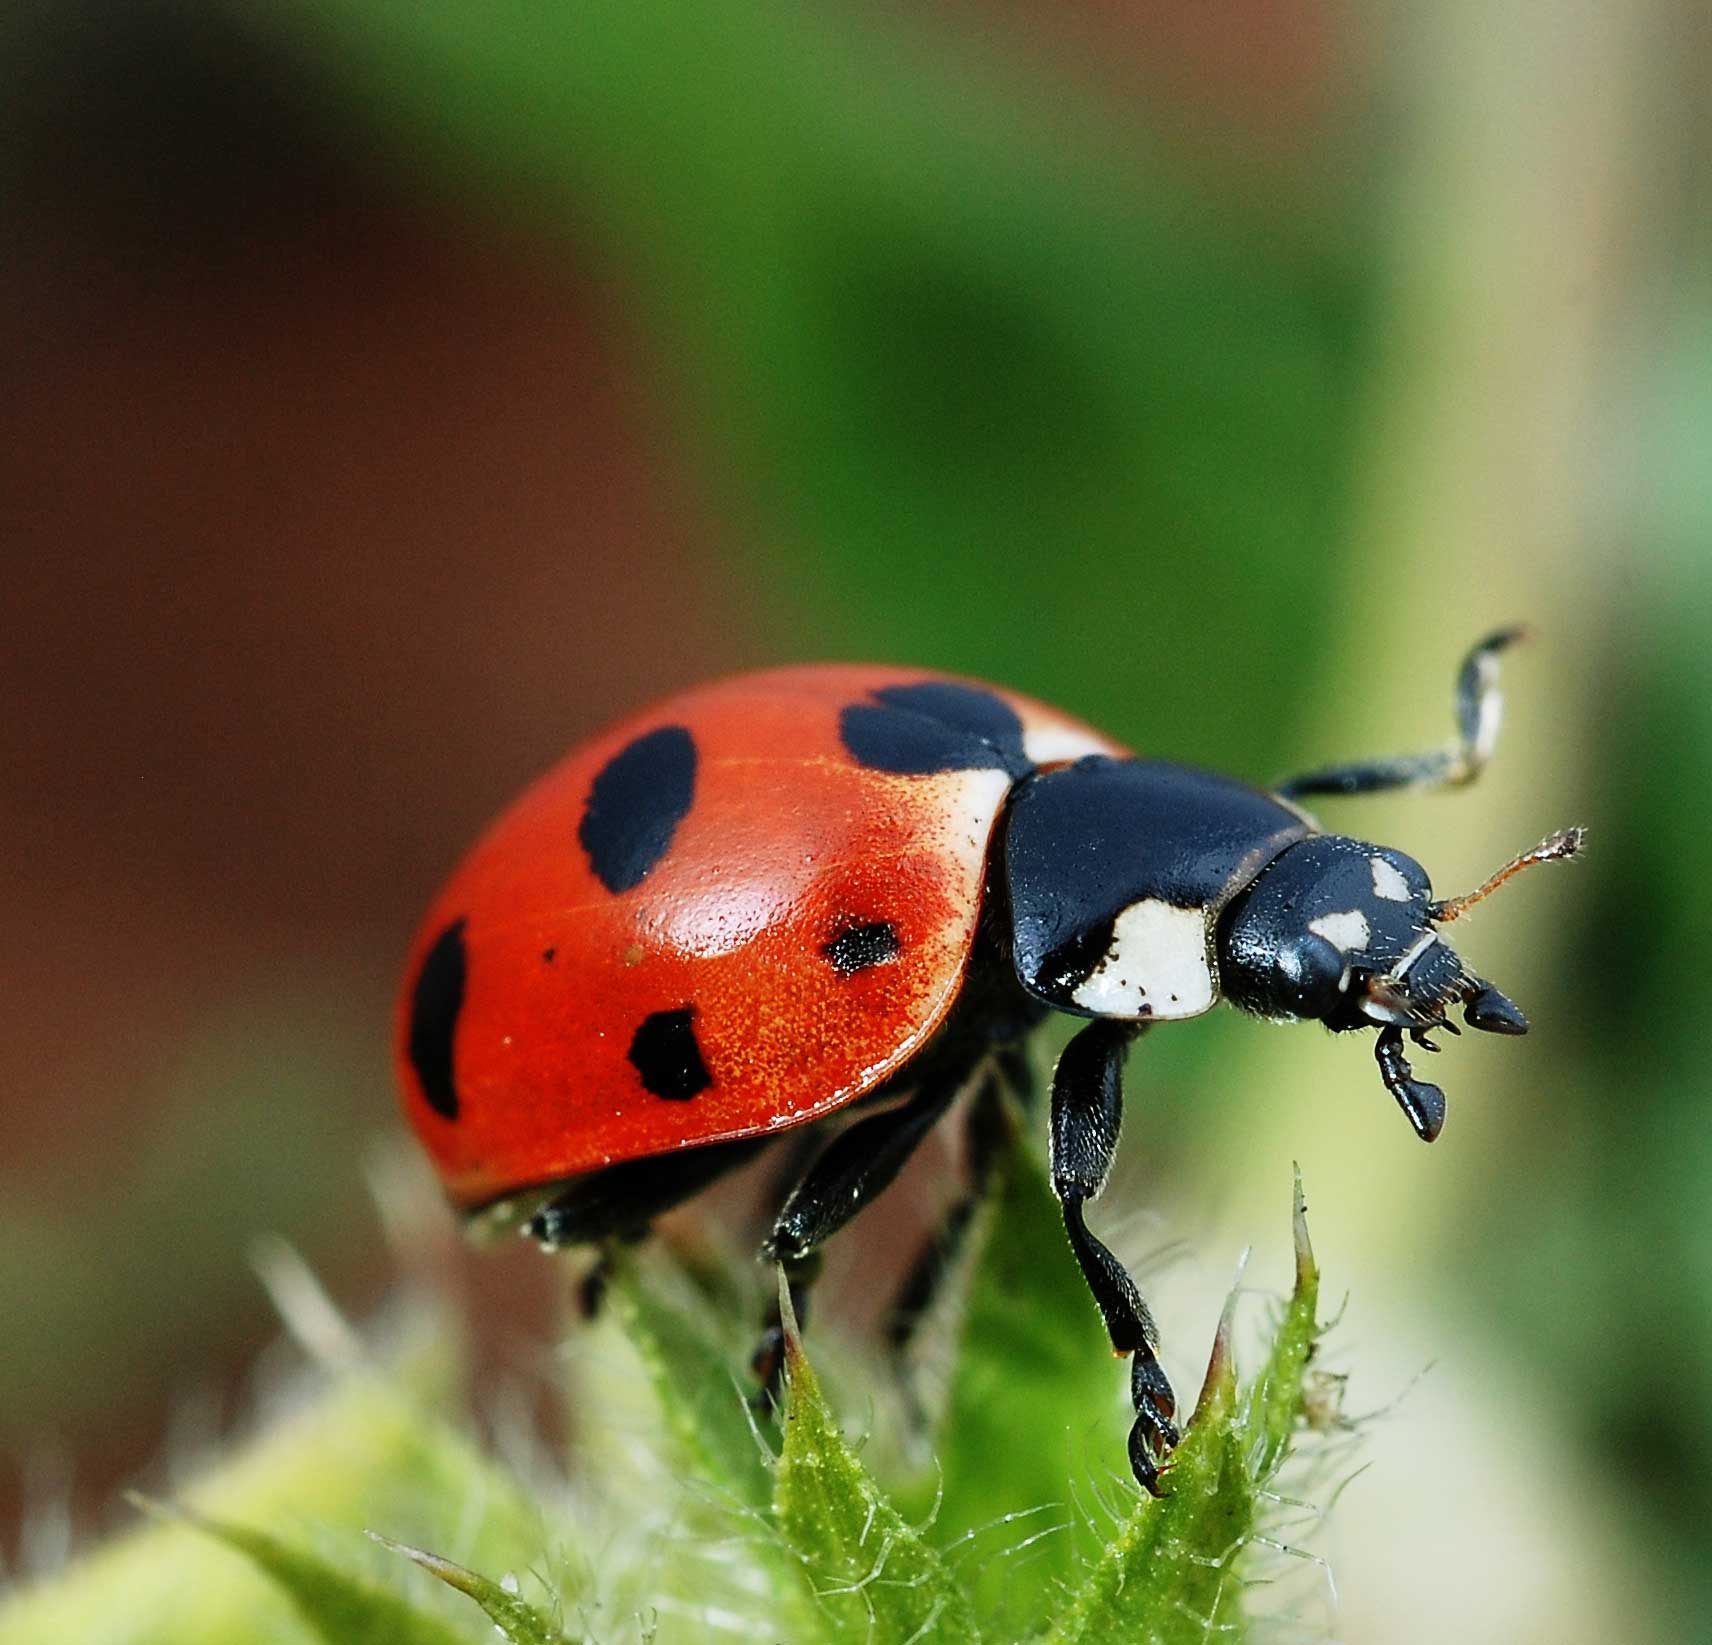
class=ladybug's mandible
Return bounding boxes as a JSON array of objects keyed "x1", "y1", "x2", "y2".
[{"x1": 397, "y1": 631, "x2": 1580, "y2": 1493}]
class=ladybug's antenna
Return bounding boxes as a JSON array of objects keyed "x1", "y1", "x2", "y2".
[{"x1": 1429, "y1": 827, "x2": 1586, "y2": 924}]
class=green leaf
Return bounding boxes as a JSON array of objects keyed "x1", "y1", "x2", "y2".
[
  {"x1": 928, "y1": 1100, "x2": 1123, "y2": 1622},
  {"x1": 371, "y1": 1536, "x2": 570, "y2": 1645},
  {"x1": 571, "y1": 1250, "x2": 827, "y2": 1643},
  {"x1": 1248, "y1": 1169, "x2": 1322, "y2": 1478},
  {"x1": 135, "y1": 1499, "x2": 471, "y2": 1645},
  {"x1": 1040, "y1": 1176, "x2": 1322, "y2": 1645},
  {"x1": 602, "y1": 1251, "x2": 774, "y2": 1513},
  {"x1": 773, "y1": 1278, "x2": 983, "y2": 1644},
  {"x1": 0, "y1": 1318, "x2": 552, "y2": 1645}
]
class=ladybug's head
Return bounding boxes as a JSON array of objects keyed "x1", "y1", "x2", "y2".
[{"x1": 1216, "y1": 827, "x2": 1583, "y2": 1140}]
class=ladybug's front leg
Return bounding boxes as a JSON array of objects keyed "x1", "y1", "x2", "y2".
[
  {"x1": 1274, "y1": 626, "x2": 1523, "y2": 800},
  {"x1": 1049, "y1": 1017, "x2": 1179, "y2": 1497},
  {"x1": 751, "y1": 1068, "x2": 966, "y2": 1406}
]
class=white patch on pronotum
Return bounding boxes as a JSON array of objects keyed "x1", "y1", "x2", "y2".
[
  {"x1": 1309, "y1": 909, "x2": 1371, "y2": 952},
  {"x1": 1021, "y1": 724, "x2": 1115, "y2": 767},
  {"x1": 1370, "y1": 856, "x2": 1412, "y2": 902},
  {"x1": 1071, "y1": 899, "x2": 1215, "y2": 1019}
]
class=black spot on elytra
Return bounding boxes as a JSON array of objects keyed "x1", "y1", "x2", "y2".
[
  {"x1": 542, "y1": 947, "x2": 556, "y2": 963},
  {"x1": 628, "y1": 1006, "x2": 712, "y2": 1101},
  {"x1": 840, "y1": 681, "x2": 1030, "y2": 778},
  {"x1": 408, "y1": 919, "x2": 467, "y2": 1120},
  {"x1": 822, "y1": 920, "x2": 902, "y2": 976},
  {"x1": 579, "y1": 725, "x2": 697, "y2": 894}
]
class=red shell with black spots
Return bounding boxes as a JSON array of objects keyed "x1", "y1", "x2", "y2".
[{"x1": 396, "y1": 666, "x2": 1120, "y2": 1210}]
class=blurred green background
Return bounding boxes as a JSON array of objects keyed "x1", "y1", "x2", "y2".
[{"x1": 3, "y1": 0, "x2": 1707, "y2": 1638}]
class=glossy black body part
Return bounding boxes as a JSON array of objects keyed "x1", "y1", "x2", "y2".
[
  {"x1": 1049, "y1": 1018, "x2": 1179, "y2": 1494},
  {"x1": 765, "y1": 1073, "x2": 966, "y2": 1267},
  {"x1": 1374, "y1": 1026, "x2": 1447, "y2": 1143},
  {"x1": 1005, "y1": 758, "x2": 1306, "y2": 1011},
  {"x1": 408, "y1": 918, "x2": 468, "y2": 1120},
  {"x1": 578, "y1": 724, "x2": 698, "y2": 893},
  {"x1": 528, "y1": 1132, "x2": 769, "y2": 1249},
  {"x1": 749, "y1": 954, "x2": 1037, "y2": 1404},
  {"x1": 512, "y1": 631, "x2": 1576, "y2": 1498}
]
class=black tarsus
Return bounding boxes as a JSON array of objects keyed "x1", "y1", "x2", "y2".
[
  {"x1": 765, "y1": 1078, "x2": 964, "y2": 1265},
  {"x1": 525, "y1": 1135, "x2": 773, "y2": 1321},
  {"x1": 1048, "y1": 1017, "x2": 1179, "y2": 1496},
  {"x1": 750, "y1": 1067, "x2": 969, "y2": 1407}
]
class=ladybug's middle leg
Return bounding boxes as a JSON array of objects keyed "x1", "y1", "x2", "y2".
[
  {"x1": 750, "y1": 1065, "x2": 969, "y2": 1405},
  {"x1": 1049, "y1": 1017, "x2": 1179, "y2": 1498}
]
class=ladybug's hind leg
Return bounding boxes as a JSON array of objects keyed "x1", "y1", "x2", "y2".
[
  {"x1": 750, "y1": 1065, "x2": 969, "y2": 1407},
  {"x1": 1049, "y1": 1018, "x2": 1179, "y2": 1497},
  {"x1": 883, "y1": 1061, "x2": 1022, "y2": 1366},
  {"x1": 525, "y1": 1135, "x2": 772, "y2": 1315}
]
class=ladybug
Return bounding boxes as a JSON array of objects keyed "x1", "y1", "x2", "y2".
[{"x1": 397, "y1": 631, "x2": 1580, "y2": 1493}]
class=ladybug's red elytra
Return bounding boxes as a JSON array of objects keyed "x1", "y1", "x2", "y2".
[{"x1": 398, "y1": 636, "x2": 1581, "y2": 1494}]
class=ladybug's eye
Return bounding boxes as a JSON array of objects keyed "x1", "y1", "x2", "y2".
[{"x1": 1274, "y1": 934, "x2": 1346, "y2": 1018}]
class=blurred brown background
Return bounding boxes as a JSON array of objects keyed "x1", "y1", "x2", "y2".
[{"x1": 3, "y1": 2, "x2": 749, "y2": 1534}]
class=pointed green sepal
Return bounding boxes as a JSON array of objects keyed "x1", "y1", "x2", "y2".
[
  {"x1": 131, "y1": 1496, "x2": 471, "y2": 1645},
  {"x1": 928, "y1": 1099, "x2": 1124, "y2": 1620},
  {"x1": 601, "y1": 1249, "x2": 775, "y2": 1512},
  {"x1": 772, "y1": 1273, "x2": 984, "y2": 1644},
  {"x1": 370, "y1": 1534, "x2": 570, "y2": 1645},
  {"x1": 1247, "y1": 1165, "x2": 1322, "y2": 1479},
  {"x1": 1040, "y1": 1175, "x2": 1324, "y2": 1645}
]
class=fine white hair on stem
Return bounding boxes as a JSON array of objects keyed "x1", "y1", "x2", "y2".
[
  {"x1": 1251, "y1": 1534, "x2": 1341, "y2": 1612},
  {"x1": 907, "y1": 1459, "x2": 946, "y2": 1535},
  {"x1": 249, "y1": 1235, "x2": 365, "y2": 1372},
  {"x1": 939, "y1": 1500, "x2": 1064, "y2": 1565},
  {"x1": 732, "y1": 1372, "x2": 779, "y2": 1466}
]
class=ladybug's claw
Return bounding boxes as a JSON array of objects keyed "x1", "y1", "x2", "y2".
[
  {"x1": 1134, "y1": 1400, "x2": 1180, "y2": 1458},
  {"x1": 1128, "y1": 1425, "x2": 1172, "y2": 1498},
  {"x1": 1128, "y1": 1351, "x2": 1180, "y2": 1496},
  {"x1": 1132, "y1": 1352, "x2": 1179, "y2": 1445}
]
